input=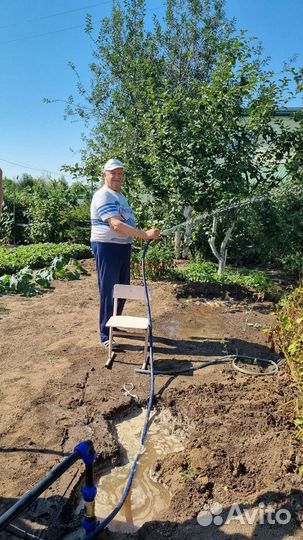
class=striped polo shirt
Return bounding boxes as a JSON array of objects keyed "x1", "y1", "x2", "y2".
[{"x1": 90, "y1": 185, "x2": 136, "y2": 244}]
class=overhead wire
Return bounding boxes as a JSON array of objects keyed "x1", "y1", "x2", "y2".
[
  {"x1": 1, "y1": 25, "x2": 85, "y2": 45},
  {"x1": 0, "y1": 157, "x2": 61, "y2": 177},
  {"x1": 0, "y1": 2, "x2": 111, "y2": 30},
  {"x1": 161, "y1": 180, "x2": 301, "y2": 237},
  {"x1": 1, "y1": 3, "x2": 165, "y2": 44}
]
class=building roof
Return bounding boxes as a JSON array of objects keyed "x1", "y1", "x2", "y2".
[{"x1": 273, "y1": 107, "x2": 302, "y2": 116}]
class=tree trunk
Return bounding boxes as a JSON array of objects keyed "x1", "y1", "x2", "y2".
[
  {"x1": 174, "y1": 229, "x2": 182, "y2": 258},
  {"x1": 208, "y1": 215, "x2": 235, "y2": 275},
  {"x1": 218, "y1": 251, "x2": 227, "y2": 275},
  {"x1": 182, "y1": 205, "x2": 192, "y2": 259}
]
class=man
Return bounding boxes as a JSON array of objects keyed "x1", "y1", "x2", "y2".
[
  {"x1": 91, "y1": 158, "x2": 160, "y2": 349},
  {"x1": 0, "y1": 168, "x2": 3, "y2": 220}
]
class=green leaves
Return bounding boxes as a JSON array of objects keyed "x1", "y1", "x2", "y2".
[
  {"x1": 0, "y1": 269, "x2": 42, "y2": 297},
  {"x1": 275, "y1": 287, "x2": 303, "y2": 395},
  {"x1": 0, "y1": 177, "x2": 94, "y2": 246},
  {"x1": 35, "y1": 276, "x2": 51, "y2": 289},
  {"x1": 0, "y1": 256, "x2": 89, "y2": 297},
  {"x1": 0, "y1": 243, "x2": 92, "y2": 276},
  {"x1": 175, "y1": 262, "x2": 275, "y2": 296},
  {"x1": 288, "y1": 341, "x2": 302, "y2": 356},
  {"x1": 85, "y1": 14, "x2": 93, "y2": 34},
  {"x1": 131, "y1": 242, "x2": 175, "y2": 280}
]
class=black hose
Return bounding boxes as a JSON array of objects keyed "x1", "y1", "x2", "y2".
[{"x1": 135, "y1": 354, "x2": 280, "y2": 377}]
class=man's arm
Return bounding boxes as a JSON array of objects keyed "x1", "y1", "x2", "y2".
[
  {"x1": 0, "y1": 168, "x2": 3, "y2": 220},
  {"x1": 107, "y1": 216, "x2": 160, "y2": 240}
]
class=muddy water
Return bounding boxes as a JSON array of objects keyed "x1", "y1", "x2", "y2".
[
  {"x1": 63, "y1": 409, "x2": 186, "y2": 539},
  {"x1": 95, "y1": 408, "x2": 186, "y2": 533},
  {"x1": 163, "y1": 302, "x2": 227, "y2": 341}
]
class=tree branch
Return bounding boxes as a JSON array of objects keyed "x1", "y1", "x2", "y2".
[
  {"x1": 208, "y1": 215, "x2": 221, "y2": 260},
  {"x1": 220, "y1": 222, "x2": 235, "y2": 256}
]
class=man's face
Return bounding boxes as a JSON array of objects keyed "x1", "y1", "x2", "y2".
[{"x1": 104, "y1": 168, "x2": 124, "y2": 192}]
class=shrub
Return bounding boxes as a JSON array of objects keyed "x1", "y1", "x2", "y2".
[
  {"x1": 190, "y1": 190, "x2": 303, "y2": 269},
  {"x1": 131, "y1": 242, "x2": 175, "y2": 280},
  {"x1": 281, "y1": 253, "x2": 303, "y2": 277},
  {"x1": 272, "y1": 286, "x2": 303, "y2": 438},
  {"x1": 175, "y1": 262, "x2": 275, "y2": 296},
  {"x1": 0, "y1": 179, "x2": 92, "y2": 245},
  {"x1": 275, "y1": 287, "x2": 303, "y2": 380}
]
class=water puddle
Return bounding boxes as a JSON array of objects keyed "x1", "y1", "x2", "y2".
[
  {"x1": 95, "y1": 407, "x2": 186, "y2": 533},
  {"x1": 162, "y1": 303, "x2": 227, "y2": 341},
  {"x1": 64, "y1": 408, "x2": 186, "y2": 538}
]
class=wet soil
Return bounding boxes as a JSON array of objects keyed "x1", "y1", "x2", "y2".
[{"x1": 0, "y1": 259, "x2": 302, "y2": 539}]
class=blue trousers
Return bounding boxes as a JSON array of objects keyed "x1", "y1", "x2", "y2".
[{"x1": 91, "y1": 242, "x2": 132, "y2": 342}]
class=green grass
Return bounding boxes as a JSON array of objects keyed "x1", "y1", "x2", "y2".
[
  {"x1": 182, "y1": 468, "x2": 197, "y2": 482},
  {"x1": 0, "y1": 243, "x2": 92, "y2": 275},
  {"x1": 174, "y1": 261, "x2": 276, "y2": 296}
]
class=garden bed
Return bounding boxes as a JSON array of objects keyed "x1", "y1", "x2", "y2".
[
  {"x1": 0, "y1": 259, "x2": 302, "y2": 539},
  {"x1": 0, "y1": 243, "x2": 92, "y2": 275},
  {"x1": 175, "y1": 281, "x2": 258, "y2": 301}
]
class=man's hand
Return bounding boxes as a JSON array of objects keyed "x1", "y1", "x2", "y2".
[{"x1": 145, "y1": 228, "x2": 160, "y2": 240}]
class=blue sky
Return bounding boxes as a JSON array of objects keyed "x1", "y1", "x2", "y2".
[{"x1": 0, "y1": 0, "x2": 302, "y2": 182}]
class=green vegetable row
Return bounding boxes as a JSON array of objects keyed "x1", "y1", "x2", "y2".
[
  {"x1": 0, "y1": 243, "x2": 92, "y2": 275},
  {"x1": 0, "y1": 256, "x2": 89, "y2": 297},
  {"x1": 175, "y1": 262, "x2": 276, "y2": 296}
]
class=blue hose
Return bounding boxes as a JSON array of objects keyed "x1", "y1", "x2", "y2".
[
  {"x1": 83, "y1": 240, "x2": 280, "y2": 539},
  {"x1": 84, "y1": 240, "x2": 155, "y2": 539}
]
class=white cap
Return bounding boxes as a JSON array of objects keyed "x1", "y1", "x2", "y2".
[{"x1": 103, "y1": 158, "x2": 124, "y2": 172}]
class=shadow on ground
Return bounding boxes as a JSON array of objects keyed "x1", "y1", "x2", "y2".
[
  {"x1": 112, "y1": 333, "x2": 280, "y2": 362},
  {"x1": 0, "y1": 493, "x2": 80, "y2": 540}
]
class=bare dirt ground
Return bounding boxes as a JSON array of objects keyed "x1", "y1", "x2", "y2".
[{"x1": 0, "y1": 259, "x2": 302, "y2": 540}]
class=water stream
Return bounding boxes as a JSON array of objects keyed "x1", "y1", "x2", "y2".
[
  {"x1": 95, "y1": 407, "x2": 186, "y2": 533},
  {"x1": 64, "y1": 407, "x2": 186, "y2": 538}
]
